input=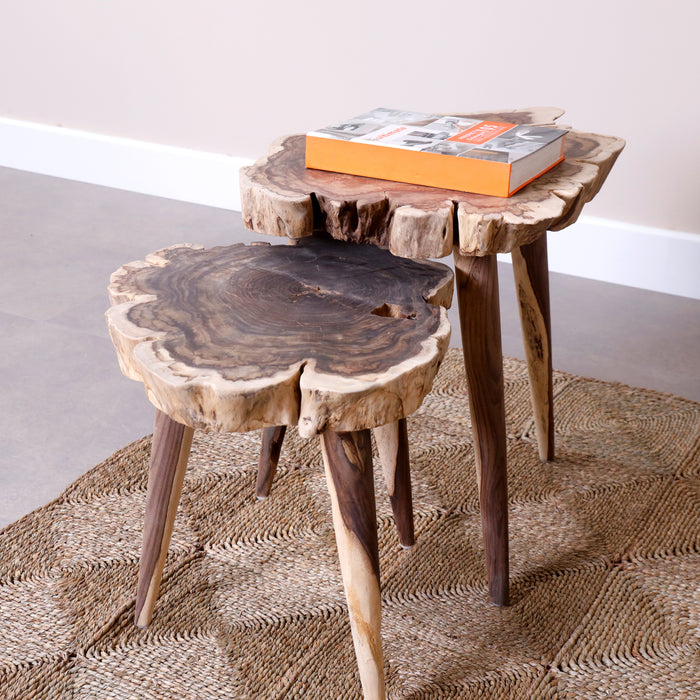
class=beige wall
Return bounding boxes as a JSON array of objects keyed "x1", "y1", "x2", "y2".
[{"x1": 1, "y1": 0, "x2": 698, "y2": 233}]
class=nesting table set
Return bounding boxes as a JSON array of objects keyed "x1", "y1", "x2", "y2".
[{"x1": 107, "y1": 107, "x2": 624, "y2": 699}]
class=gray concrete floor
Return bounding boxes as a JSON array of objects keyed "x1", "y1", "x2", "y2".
[{"x1": 1, "y1": 166, "x2": 699, "y2": 529}]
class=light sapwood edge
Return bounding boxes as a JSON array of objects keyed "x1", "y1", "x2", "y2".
[
  {"x1": 452, "y1": 106, "x2": 566, "y2": 125},
  {"x1": 388, "y1": 203, "x2": 454, "y2": 259},
  {"x1": 313, "y1": 190, "x2": 392, "y2": 245},
  {"x1": 136, "y1": 423, "x2": 193, "y2": 627},
  {"x1": 105, "y1": 302, "x2": 161, "y2": 382},
  {"x1": 511, "y1": 244, "x2": 552, "y2": 461},
  {"x1": 143, "y1": 244, "x2": 205, "y2": 266},
  {"x1": 134, "y1": 342, "x2": 304, "y2": 432},
  {"x1": 297, "y1": 310, "x2": 450, "y2": 437},
  {"x1": 551, "y1": 142, "x2": 626, "y2": 231},
  {"x1": 457, "y1": 161, "x2": 602, "y2": 256},
  {"x1": 107, "y1": 245, "x2": 205, "y2": 305},
  {"x1": 423, "y1": 272, "x2": 454, "y2": 310},
  {"x1": 545, "y1": 161, "x2": 604, "y2": 233},
  {"x1": 566, "y1": 131, "x2": 626, "y2": 169},
  {"x1": 108, "y1": 261, "x2": 151, "y2": 304},
  {"x1": 373, "y1": 422, "x2": 399, "y2": 496},
  {"x1": 239, "y1": 153, "x2": 314, "y2": 239},
  {"x1": 519, "y1": 106, "x2": 566, "y2": 124},
  {"x1": 267, "y1": 134, "x2": 295, "y2": 156},
  {"x1": 320, "y1": 436, "x2": 385, "y2": 700},
  {"x1": 240, "y1": 174, "x2": 314, "y2": 239},
  {"x1": 454, "y1": 161, "x2": 602, "y2": 256},
  {"x1": 373, "y1": 419, "x2": 414, "y2": 548},
  {"x1": 456, "y1": 201, "x2": 559, "y2": 256},
  {"x1": 108, "y1": 306, "x2": 449, "y2": 435}
]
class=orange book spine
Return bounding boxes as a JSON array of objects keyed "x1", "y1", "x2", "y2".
[{"x1": 306, "y1": 135, "x2": 512, "y2": 198}]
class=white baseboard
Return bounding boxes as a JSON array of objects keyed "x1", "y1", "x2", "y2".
[
  {"x1": 2, "y1": 116, "x2": 699, "y2": 300},
  {"x1": 0, "y1": 116, "x2": 253, "y2": 210},
  {"x1": 497, "y1": 218, "x2": 700, "y2": 300}
]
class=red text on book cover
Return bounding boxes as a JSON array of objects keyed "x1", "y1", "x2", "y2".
[{"x1": 448, "y1": 121, "x2": 515, "y2": 145}]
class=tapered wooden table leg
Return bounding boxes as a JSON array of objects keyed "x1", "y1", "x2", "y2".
[
  {"x1": 453, "y1": 247, "x2": 509, "y2": 606},
  {"x1": 135, "y1": 409, "x2": 194, "y2": 627},
  {"x1": 256, "y1": 425, "x2": 287, "y2": 498},
  {"x1": 373, "y1": 419, "x2": 415, "y2": 548},
  {"x1": 321, "y1": 430, "x2": 385, "y2": 700},
  {"x1": 512, "y1": 233, "x2": 554, "y2": 461}
]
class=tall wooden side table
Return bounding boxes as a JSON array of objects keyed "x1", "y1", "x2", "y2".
[{"x1": 240, "y1": 107, "x2": 625, "y2": 605}]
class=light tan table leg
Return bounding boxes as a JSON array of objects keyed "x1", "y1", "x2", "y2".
[
  {"x1": 135, "y1": 409, "x2": 193, "y2": 627},
  {"x1": 321, "y1": 429, "x2": 385, "y2": 700},
  {"x1": 512, "y1": 232, "x2": 554, "y2": 461},
  {"x1": 453, "y1": 247, "x2": 509, "y2": 606}
]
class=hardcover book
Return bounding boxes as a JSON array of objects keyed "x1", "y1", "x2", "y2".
[{"x1": 305, "y1": 108, "x2": 568, "y2": 197}]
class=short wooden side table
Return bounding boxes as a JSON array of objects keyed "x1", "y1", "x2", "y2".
[
  {"x1": 107, "y1": 237, "x2": 453, "y2": 700},
  {"x1": 239, "y1": 107, "x2": 625, "y2": 605}
]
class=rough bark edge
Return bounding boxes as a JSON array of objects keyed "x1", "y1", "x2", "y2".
[
  {"x1": 240, "y1": 136, "x2": 314, "y2": 239},
  {"x1": 239, "y1": 110, "x2": 624, "y2": 259},
  {"x1": 456, "y1": 131, "x2": 625, "y2": 255}
]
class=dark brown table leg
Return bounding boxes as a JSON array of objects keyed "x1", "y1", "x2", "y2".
[
  {"x1": 256, "y1": 425, "x2": 287, "y2": 498},
  {"x1": 453, "y1": 247, "x2": 509, "y2": 606},
  {"x1": 511, "y1": 232, "x2": 554, "y2": 461},
  {"x1": 373, "y1": 418, "x2": 415, "y2": 548},
  {"x1": 135, "y1": 409, "x2": 193, "y2": 627}
]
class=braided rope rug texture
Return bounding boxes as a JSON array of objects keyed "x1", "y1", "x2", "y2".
[{"x1": 1, "y1": 349, "x2": 698, "y2": 699}]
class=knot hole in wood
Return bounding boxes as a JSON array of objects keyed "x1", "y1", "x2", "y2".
[{"x1": 370, "y1": 303, "x2": 417, "y2": 320}]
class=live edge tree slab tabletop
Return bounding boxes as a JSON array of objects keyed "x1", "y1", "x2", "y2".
[
  {"x1": 240, "y1": 107, "x2": 625, "y2": 606},
  {"x1": 240, "y1": 107, "x2": 624, "y2": 259},
  {"x1": 107, "y1": 238, "x2": 452, "y2": 438}
]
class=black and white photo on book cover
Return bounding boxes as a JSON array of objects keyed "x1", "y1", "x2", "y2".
[{"x1": 310, "y1": 108, "x2": 566, "y2": 164}]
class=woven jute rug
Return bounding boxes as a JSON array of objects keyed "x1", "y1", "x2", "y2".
[{"x1": 1, "y1": 350, "x2": 698, "y2": 699}]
